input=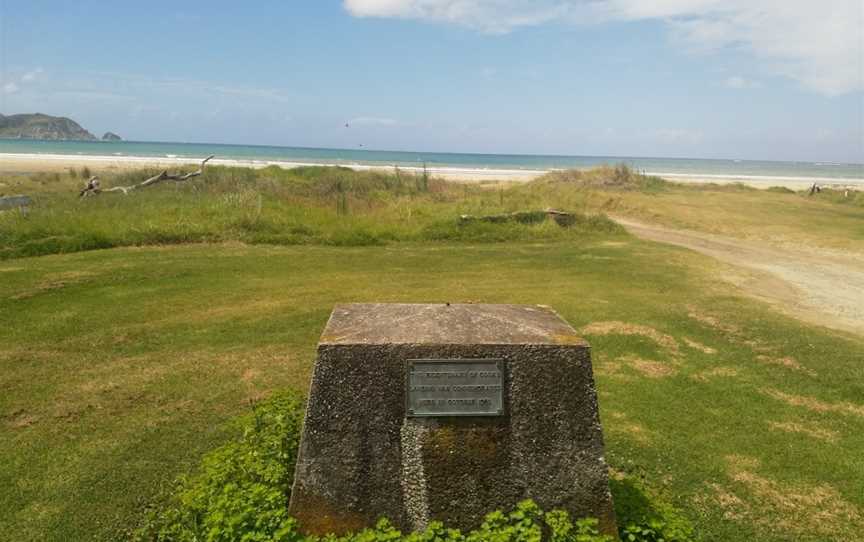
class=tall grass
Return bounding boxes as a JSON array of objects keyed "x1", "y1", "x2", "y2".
[
  {"x1": 0, "y1": 165, "x2": 622, "y2": 259},
  {"x1": 537, "y1": 163, "x2": 669, "y2": 192}
]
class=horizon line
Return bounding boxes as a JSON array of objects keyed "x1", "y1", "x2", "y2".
[{"x1": 1, "y1": 137, "x2": 862, "y2": 167}]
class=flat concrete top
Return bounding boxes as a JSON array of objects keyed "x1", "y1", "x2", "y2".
[{"x1": 319, "y1": 303, "x2": 587, "y2": 346}]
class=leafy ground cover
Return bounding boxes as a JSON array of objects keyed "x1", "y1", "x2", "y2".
[{"x1": 132, "y1": 391, "x2": 691, "y2": 542}]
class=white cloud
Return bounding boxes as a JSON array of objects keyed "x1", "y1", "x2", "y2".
[
  {"x1": 21, "y1": 68, "x2": 44, "y2": 82},
  {"x1": 343, "y1": 0, "x2": 571, "y2": 34},
  {"x1": 343, "y1": 0, "x2": 863, "y2": 95},
  {"x1": 1, "y1": 67, "x2": 44, "y2": 95},
  {"x1": 724, "y1": 76, "x2": 760, "y2": 89}
]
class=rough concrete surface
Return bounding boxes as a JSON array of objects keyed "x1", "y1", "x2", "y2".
[{"x1": 289, "y1": 304, "x2": 617, "y2": 537}]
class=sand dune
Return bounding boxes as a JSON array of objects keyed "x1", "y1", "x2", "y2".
[{"x1": 0, "y1": 151, "x2": 861, "y2": 189}]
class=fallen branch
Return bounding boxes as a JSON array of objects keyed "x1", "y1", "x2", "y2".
[{"x1": 79, "y1": 155, "x2": 215, "y2": 198}]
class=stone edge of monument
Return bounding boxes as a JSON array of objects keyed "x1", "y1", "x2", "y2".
[{"x1": 318, "y1": 303, "x2": 590, "y2": 347}]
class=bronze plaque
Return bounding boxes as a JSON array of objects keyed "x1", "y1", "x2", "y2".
[{"x1": 406, "y1": 359, "x2": 504, "y2": 417}]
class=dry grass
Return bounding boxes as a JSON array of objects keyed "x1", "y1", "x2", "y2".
[
  {"x1": 624, "y1": 356, "x2": 677, "y2": 378},
  {"x1": 690, "y1": 366, "x2": 739, "y2": 382},
  {"x1": 767, "y1": 421, "x2": 840, "y2": 443},
  {"x1": 606, "y1": 411, "x2": 653, "y2": 444},
  {"x1": 760, "y1": 387, "x2": 864, "y2": 418},
  {"x1": 755, "y1": 355, "x2": 817, "y2": 377},
  {"x1": 687, "y1": 308, "x2": 742, "y2": 336},
  {"x1": 722, "y1": 455, "x2": 863, "y2": 539},
  {"x1": 595, "y1": 180, "x2": 864, "y2": 254},
  {"x1": 683, "y1": 337, "x2": 717, "y2": 354},
  {"x1": 581, "y1": 321, "x2": 680, "y2": 353}
]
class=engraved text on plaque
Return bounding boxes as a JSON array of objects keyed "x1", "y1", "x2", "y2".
[{"x1": 406, "y1": 359, "x2": 504, "y2": 417}]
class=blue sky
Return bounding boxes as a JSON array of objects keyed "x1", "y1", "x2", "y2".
[{"x1": 0, "y1": 0, "x2": 861, "y2": 162}]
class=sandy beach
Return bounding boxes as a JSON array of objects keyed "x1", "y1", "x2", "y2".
[{"x1": 0, "y1": 151, "x2": 861, "y2": 189}]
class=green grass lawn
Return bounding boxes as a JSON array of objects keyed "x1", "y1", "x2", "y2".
[
  {"x1": 2, "y1": 166, "x2": 863, "y2": 541},
  {"x1": 2, "y1": 238, "x2": 862, "y2": 541}
]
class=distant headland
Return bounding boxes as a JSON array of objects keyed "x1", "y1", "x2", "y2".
[{"x1": 0, "y1": 112, "x2": 121, "y2": 141}]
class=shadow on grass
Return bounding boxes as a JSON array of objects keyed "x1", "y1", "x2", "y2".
[{"x1": 611, "y1": 476, "x2": 696, "y2": 541}]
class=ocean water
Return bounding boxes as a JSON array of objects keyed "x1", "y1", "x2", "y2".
[{"x1": 1, "y1": 139, "x2": 861, "y2": 180}]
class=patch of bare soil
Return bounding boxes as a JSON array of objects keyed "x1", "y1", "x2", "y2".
[{"x1": 614, "y1": 217, "x2": 864, "y2": 336}]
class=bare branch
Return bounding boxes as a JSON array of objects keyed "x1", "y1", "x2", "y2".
[
  {"x1": 102, "y1": 186, "x2": 133, "y2": 195},
  {"x1": 78, "y1": 155, "x2": 215, "y2": 198},
  {"x1": 79, "y1": 176, "x2": 101, "y2": 198}
]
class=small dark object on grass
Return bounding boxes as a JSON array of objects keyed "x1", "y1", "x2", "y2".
[
  {"x1": 459, "y1": 208, "x2": 577, "y2": 227},
  {"x1": 0, "y1": 195, "x2": 33, "y2": 211},
  {"x1": 547, "y1": 209, "x2": 578, "y2": 227}
]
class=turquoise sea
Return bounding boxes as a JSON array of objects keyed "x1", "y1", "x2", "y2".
[{"x1": 1, "y1": 139, "x2": 861, "y2": 180}]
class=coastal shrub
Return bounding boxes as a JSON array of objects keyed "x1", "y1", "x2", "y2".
[
  {"x1": 421, "y1": 212, "x2": 621, "y2": 243},
  {"x1": 538, "y1": 165, "x2": 668, "y2": 192},
  {"x1": 134, "y1": 391, "x2": 696, "y2": 542},
  {"x1": 572, "y1": 213, "x2": 623, "y2": 234}
]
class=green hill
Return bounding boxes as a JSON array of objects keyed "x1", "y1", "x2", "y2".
[{"x1": 0, "y1": 112, "x2": 97, "y2": 140}]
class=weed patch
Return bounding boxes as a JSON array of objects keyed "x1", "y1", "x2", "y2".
[{"x1": 134, "y1": 391, "x2": 694, "y2": 542}]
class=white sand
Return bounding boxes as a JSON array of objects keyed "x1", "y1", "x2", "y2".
[{"x1": 0, "y1": 152, "x2": 861, "y2": 189}]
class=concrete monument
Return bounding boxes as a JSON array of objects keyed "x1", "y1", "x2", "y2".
[{"x1": 289, "y1": 303, "x2": 616, "y2": 536}]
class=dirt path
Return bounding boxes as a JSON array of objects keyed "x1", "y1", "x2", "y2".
[{"x1": 614, "y1": 216, "x2": 864, "y2": 336}]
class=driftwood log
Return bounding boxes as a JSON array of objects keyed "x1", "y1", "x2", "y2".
[{"x1": 79, "y1": 155, "x2": 215, "y2": 198}]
